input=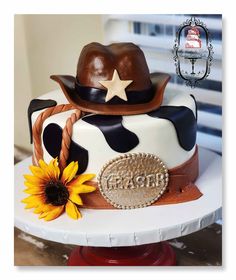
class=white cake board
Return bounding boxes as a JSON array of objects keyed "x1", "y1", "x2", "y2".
[{"x1": 14, "y1": 147, "x2": 222, "y2": 247}]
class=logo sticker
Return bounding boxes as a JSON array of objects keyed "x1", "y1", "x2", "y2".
[{"x1": 173, "y1": 16, "x2": 213, "y2": 88}]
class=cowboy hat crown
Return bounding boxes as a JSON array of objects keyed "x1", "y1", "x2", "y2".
[{"x1": 51, "y1": 42, "x2": 170, "y2": 115}]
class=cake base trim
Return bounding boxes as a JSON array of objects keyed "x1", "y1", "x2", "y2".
[{"x1": 79, "y1": 146, "x2": 201, "y2": 209}]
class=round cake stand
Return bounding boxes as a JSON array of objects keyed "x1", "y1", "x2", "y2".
[{"x1": 14, "y1": 147, "x2": 222, "y2": 266}]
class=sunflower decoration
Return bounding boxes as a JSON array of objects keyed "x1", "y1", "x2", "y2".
[{"x1": 21, "y1": 158, "x2": 96, "y2": 221}]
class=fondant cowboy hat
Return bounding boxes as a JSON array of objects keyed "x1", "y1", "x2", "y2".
[{"x1": 51, "y1": 42, "x2": 170, "y2": 115}]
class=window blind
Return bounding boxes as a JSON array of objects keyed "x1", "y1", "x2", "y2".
[{"x1": 103, "y1": 14, "x2": 222, "y2": 153}]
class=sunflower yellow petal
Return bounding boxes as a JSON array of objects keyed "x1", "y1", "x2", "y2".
[
  {"x1": 22, "y1": 194, "x2": 44, "y2": 208},
  {"x1": 34, "y1": 207, "x2": 44, "y2": 214},
  {"x1": 43, "y1": 205, "x2": 64, "y2": 221},
  {"x1": 24, "y1": 181, "x2": 39, "y2": 188},
  {"x1": 65, "y1": 200, "x2": 81, "y2": 220},
  {"x1": 48, "y1": 158, "x2": 60, "y2": 180},
  {"x1": 24, "y1": 174, "x2": 47, "y2": 185},
  {"x1": 24, "y1": 204, "x2": 34, "y2": 209},
  {"x1": 61, "y1": 161, "x2": 78, "y2": 184},
  {"x1": 69, "y1": 193, "x2": 83, "y2": 206},
  {"x1": 21, "y1": 196, "x2": 33, "y2": 203},
  {"x1": 24, "y1": 181, "x2": 45, "y2": 189},
  {"x1": 29, "y1": 165, "x2": 50, "y2": 180},
  {"x1": 69, "y1": 174, "x2": 95, "y2": 187},
  {"x1": 38, "y1": 159, "x2": 49, "y2": 171},
  {"x1": 24, "y1": 188, "x2": 45, "y2": 195},
  {"x1": 34, "y1": 205, "x2": 43, "y2": 214},
  {"x1": 38, "y1": 204, "x2": 63, "y2": 220},
  {"x1": 35, "y1": 203, "x2": 56, "y2": 214},
  {"x1": 24, "y1": 200, "x2": 44, "y2": 209},
  {"x1": 38, "y1": 211, "x2": 48, "y2": 219},
  {"x1": 70, "y1": 184, "x2": 96, "y2": 194},
  {"x1": 38, "y1": 160, "x2": 52, "y2": 178},
  {"x1": 38, "y1": 158, "x2": 60, "y2": 180},
  {"x1": 53, "y1": 158, "x2": 60, "y2": 177},
  {"x1": 21, "y1": 194, "x2": 44, "y2": 204}
]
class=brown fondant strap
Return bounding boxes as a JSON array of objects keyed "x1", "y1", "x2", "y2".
[
  {"x1": 32, "y1": 104, "x2": 76, "y2": 165},
  {"x1": 59, "y1": 109, "x2": 82, "y2": 171},
  {"x1": 80, "y1": 146, "x2": 201, "y2": 209}
]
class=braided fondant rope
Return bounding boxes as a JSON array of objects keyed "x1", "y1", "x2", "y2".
[
  {"x1": 59, "y1": 109, "x2": 82, "y2": 171},
  {"x1": 32, "y1": 104, "x2": 76, "y2": 165}
]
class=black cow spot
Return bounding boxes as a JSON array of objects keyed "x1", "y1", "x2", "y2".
[
  {"x1": 190, "y1": 94, "x2": 198, "y2": 121},
  {"x1": 28, "y1": 99, "x2": 57, "y2": 143},
  {"x1": 148, "y1": 106, "x2": 197, "y2": 151},
  {"x1": 43, "y1": 123, "x2": 88, "y2": 174},
  {"x1": 82, "y1": 115, "x2": 139, "y2": 153}
]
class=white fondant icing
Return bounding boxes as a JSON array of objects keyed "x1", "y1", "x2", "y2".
[{"x1": 31, "y1": 89, "x2": 197, "y2": 176}]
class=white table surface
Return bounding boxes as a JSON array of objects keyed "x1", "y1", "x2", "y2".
[{"x1": 14, "y1": 147, "x2": 222, "y2": 247}]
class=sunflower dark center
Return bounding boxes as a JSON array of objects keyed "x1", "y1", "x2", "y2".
[{"x1": 45, "y1": 180, "x2": 69, "y2": 206}]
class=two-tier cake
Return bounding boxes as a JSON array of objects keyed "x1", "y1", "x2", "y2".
[{"x1": 23, "y1": 42, "x2": 202, "y2": 221}]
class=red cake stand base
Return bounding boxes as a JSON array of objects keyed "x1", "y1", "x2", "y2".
[{"x1": 67, "y1": 241, "x2": 176, "y2": 266}]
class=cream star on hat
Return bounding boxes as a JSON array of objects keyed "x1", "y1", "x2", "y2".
[{"x1": 99, "y1": 69, "x2": 133, "y2": 102}]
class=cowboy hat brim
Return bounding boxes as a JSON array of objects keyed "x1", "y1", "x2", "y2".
[{"x1": 50, "y1": 73, "x2": 171, "y2": 115}]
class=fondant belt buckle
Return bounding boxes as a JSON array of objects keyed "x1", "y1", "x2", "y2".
[{"x1": 98, "y1": 153, "x2": 169, "y2": 209}]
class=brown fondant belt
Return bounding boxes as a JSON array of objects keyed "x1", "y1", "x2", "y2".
[{"x1": 80, "y1": 146, "x2": 201, "y2": 209}]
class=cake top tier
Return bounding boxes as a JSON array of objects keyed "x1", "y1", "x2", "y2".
[{"x1": 51, "y1": 42, "x2": 170, "y2": 115}]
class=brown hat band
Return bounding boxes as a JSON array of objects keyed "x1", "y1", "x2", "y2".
[
  {"x1": 79, "y1": 146, "x2": 201, "y2": 209},
  {"x1": 75, "y1": 81, "x2": 155, "y2": 105}
]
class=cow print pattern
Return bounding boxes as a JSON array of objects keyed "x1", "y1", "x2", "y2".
[{"x1": 41, "y1": 105, "x2": 197, "y2": 174}]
